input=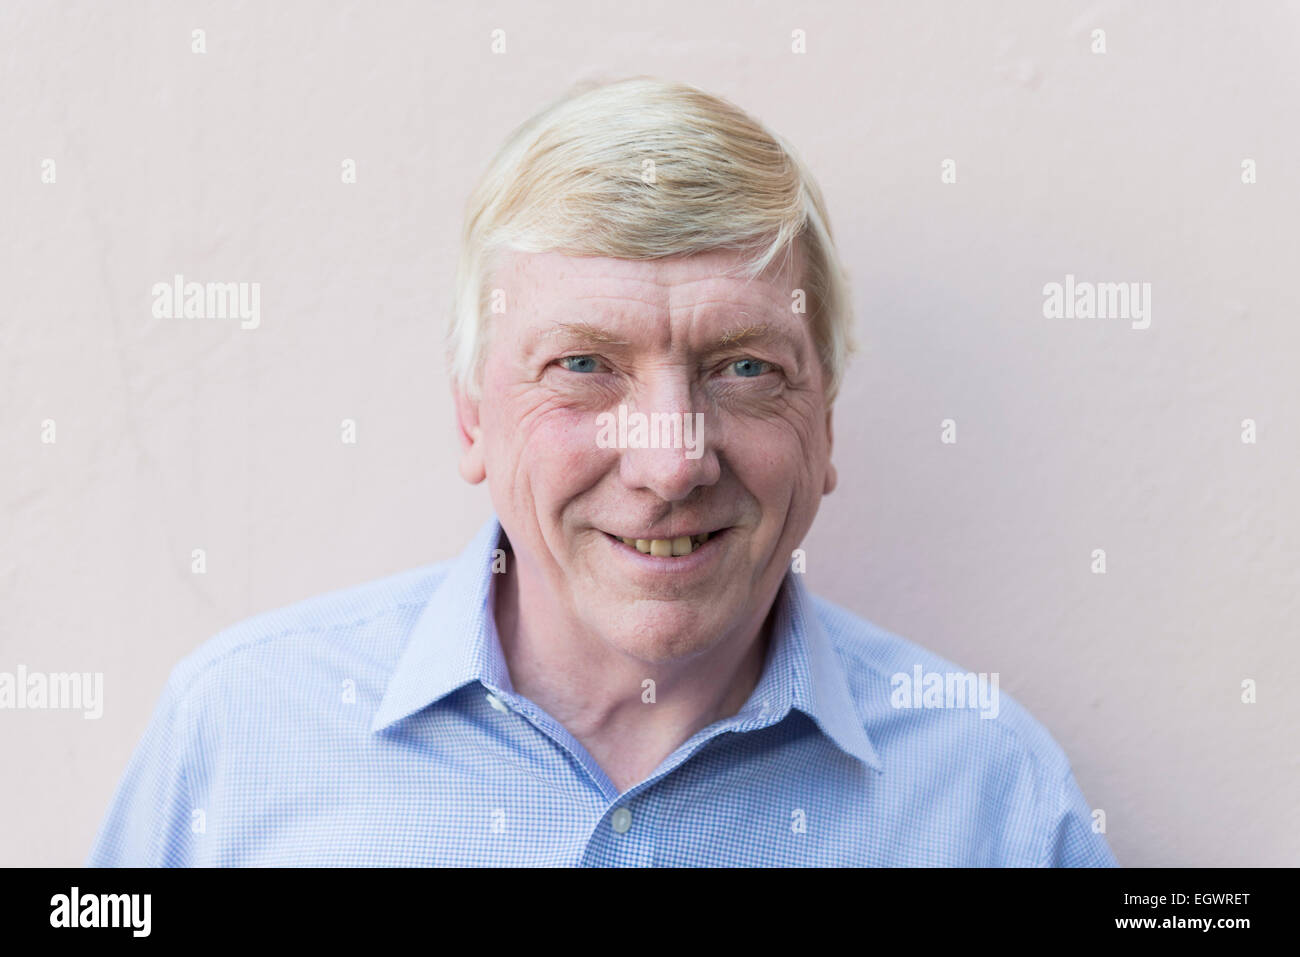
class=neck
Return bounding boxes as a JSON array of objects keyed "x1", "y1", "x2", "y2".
[{"x1": 492, "y1": 551, "x2": 775, "y2": 794}]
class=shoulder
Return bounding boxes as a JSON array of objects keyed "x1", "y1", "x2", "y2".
[
  {"x1": 809, "y1": 591, "x2": 1113, "y2": 864},
  {"x1": 165, "y1": 560, "x2": 450, "y2": 706},
  {"x1": 811, "y1": 590, "x2": 1067, "y2": 765},
  {"x1": 810, "y1": 590, "x2": 1071, "y2": 777}
]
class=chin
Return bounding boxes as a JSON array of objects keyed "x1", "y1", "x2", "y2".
[{"x1": 604, "y1": 615, "x2": 720, "y2": 664}]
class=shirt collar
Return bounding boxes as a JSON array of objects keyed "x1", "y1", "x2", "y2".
[
  {"x1": 751, "y1": 558, "x2": 883, "y2": 772},
  {"x1": 370, "y1": 515, "x2": 512, "y2": 733},
  {"x1": 371, "y1": 514, "x2": 881, "y2": 773}
]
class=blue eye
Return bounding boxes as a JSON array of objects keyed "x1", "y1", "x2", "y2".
[
  {"x1": 730, "y1": 358, "x2": 769, "y2": 378},
  {"x1": 559, "y1": 355, "x2": 601, "y2": 373}
]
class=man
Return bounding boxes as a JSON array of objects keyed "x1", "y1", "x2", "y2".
[{"x1": 89, "y1": 76, "x2": 1117, "y2": 866}]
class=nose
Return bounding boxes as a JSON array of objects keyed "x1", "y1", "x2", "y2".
[{"x1": 615, "y1": 378, "x2": 720, "y2": 502}]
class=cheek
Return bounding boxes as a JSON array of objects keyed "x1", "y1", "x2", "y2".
[
  {"x1": 491, "y1": 406, "x2": 613, "y2": 502},
  {"x1": 723, "y1": 416, "x2": 826, "y2": 500}
]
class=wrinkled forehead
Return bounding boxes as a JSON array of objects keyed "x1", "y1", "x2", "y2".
[{"x1": 489, "y1": 244, "x2": 806, "y2": 337}]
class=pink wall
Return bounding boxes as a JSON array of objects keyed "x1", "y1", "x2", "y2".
[{"x1": 2, "y1": 0, "x2": 1296, "y2": 866}]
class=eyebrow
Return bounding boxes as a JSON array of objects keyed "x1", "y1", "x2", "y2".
[
  {"x1": 534, "y1": 319, "x2": 798, "y2": 353},
  {"x1": 717, "y1": 321, "x2": 787, "y2": 348},
  {"x1": 534, "y1": 321, "x2": 631, "y2": 347}
]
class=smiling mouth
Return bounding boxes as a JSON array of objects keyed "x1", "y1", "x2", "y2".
[{"x1": 605, "y1": 530, "x2": 720, "y2": 557}]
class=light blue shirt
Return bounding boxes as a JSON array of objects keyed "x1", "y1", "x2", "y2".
[{"x1": 88, "y1": 514, "x2": 1118, "y2": 867}]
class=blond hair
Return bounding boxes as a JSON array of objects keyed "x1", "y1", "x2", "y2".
[{"x1": 448, "y1": 76, "x2": 855, "y2": 404}]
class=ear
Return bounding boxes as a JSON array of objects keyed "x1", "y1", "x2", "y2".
[
  {"x1": 822, "y1": 408, "x2": 838, "y2": 495},
  {"x1": 453, "y1": 382, "x2": 487, "y2": 485}
]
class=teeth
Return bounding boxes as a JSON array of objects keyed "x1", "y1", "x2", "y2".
[{"x1": 619, "y1": 533, "x2": 713, "y2": 556}]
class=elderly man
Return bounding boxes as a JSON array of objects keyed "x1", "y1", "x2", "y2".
[{"x1": 89, "y1": 77, "x2": 1117, "y2": 867}]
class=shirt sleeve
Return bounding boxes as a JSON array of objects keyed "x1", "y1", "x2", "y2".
[
  {"x1": 86, "y1": 672, "x2": 196, "y2": 867},
  {"x1": 1041, "y1": 764, "x2": 1118, "y2": 867}
]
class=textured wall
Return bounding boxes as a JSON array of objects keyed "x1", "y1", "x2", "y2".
[{"x1": 2, "y1": 0, "x2": 1296, "y2": 866}]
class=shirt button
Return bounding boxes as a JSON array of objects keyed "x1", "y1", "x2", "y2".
[
  {"x1": 610, "y1": 808, "x2": 632, "y2": 834},
  {"x1": 485, "y1": 692, "x2": 508, "y2": 713}
]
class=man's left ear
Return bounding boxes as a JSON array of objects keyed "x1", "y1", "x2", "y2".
[{"x1": 822, "y1": 408, "x2": 838, "y2": 495}]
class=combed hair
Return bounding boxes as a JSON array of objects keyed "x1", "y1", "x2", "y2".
[{"x1": 447, "y1": 75, "x2": 856, "y2": 404}]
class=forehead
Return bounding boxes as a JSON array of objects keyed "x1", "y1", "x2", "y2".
[{"x1": 492, "y1": 245, "x2": 803, "y2": 326}]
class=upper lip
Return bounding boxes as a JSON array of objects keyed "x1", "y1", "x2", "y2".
[{"x1": 604, "y1": 526, "x2": 727, "y2": 540}]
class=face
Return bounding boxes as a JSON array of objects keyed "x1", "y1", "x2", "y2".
[{"x1": 455, "y1": 242, "x2": 838, "y2": 665}]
